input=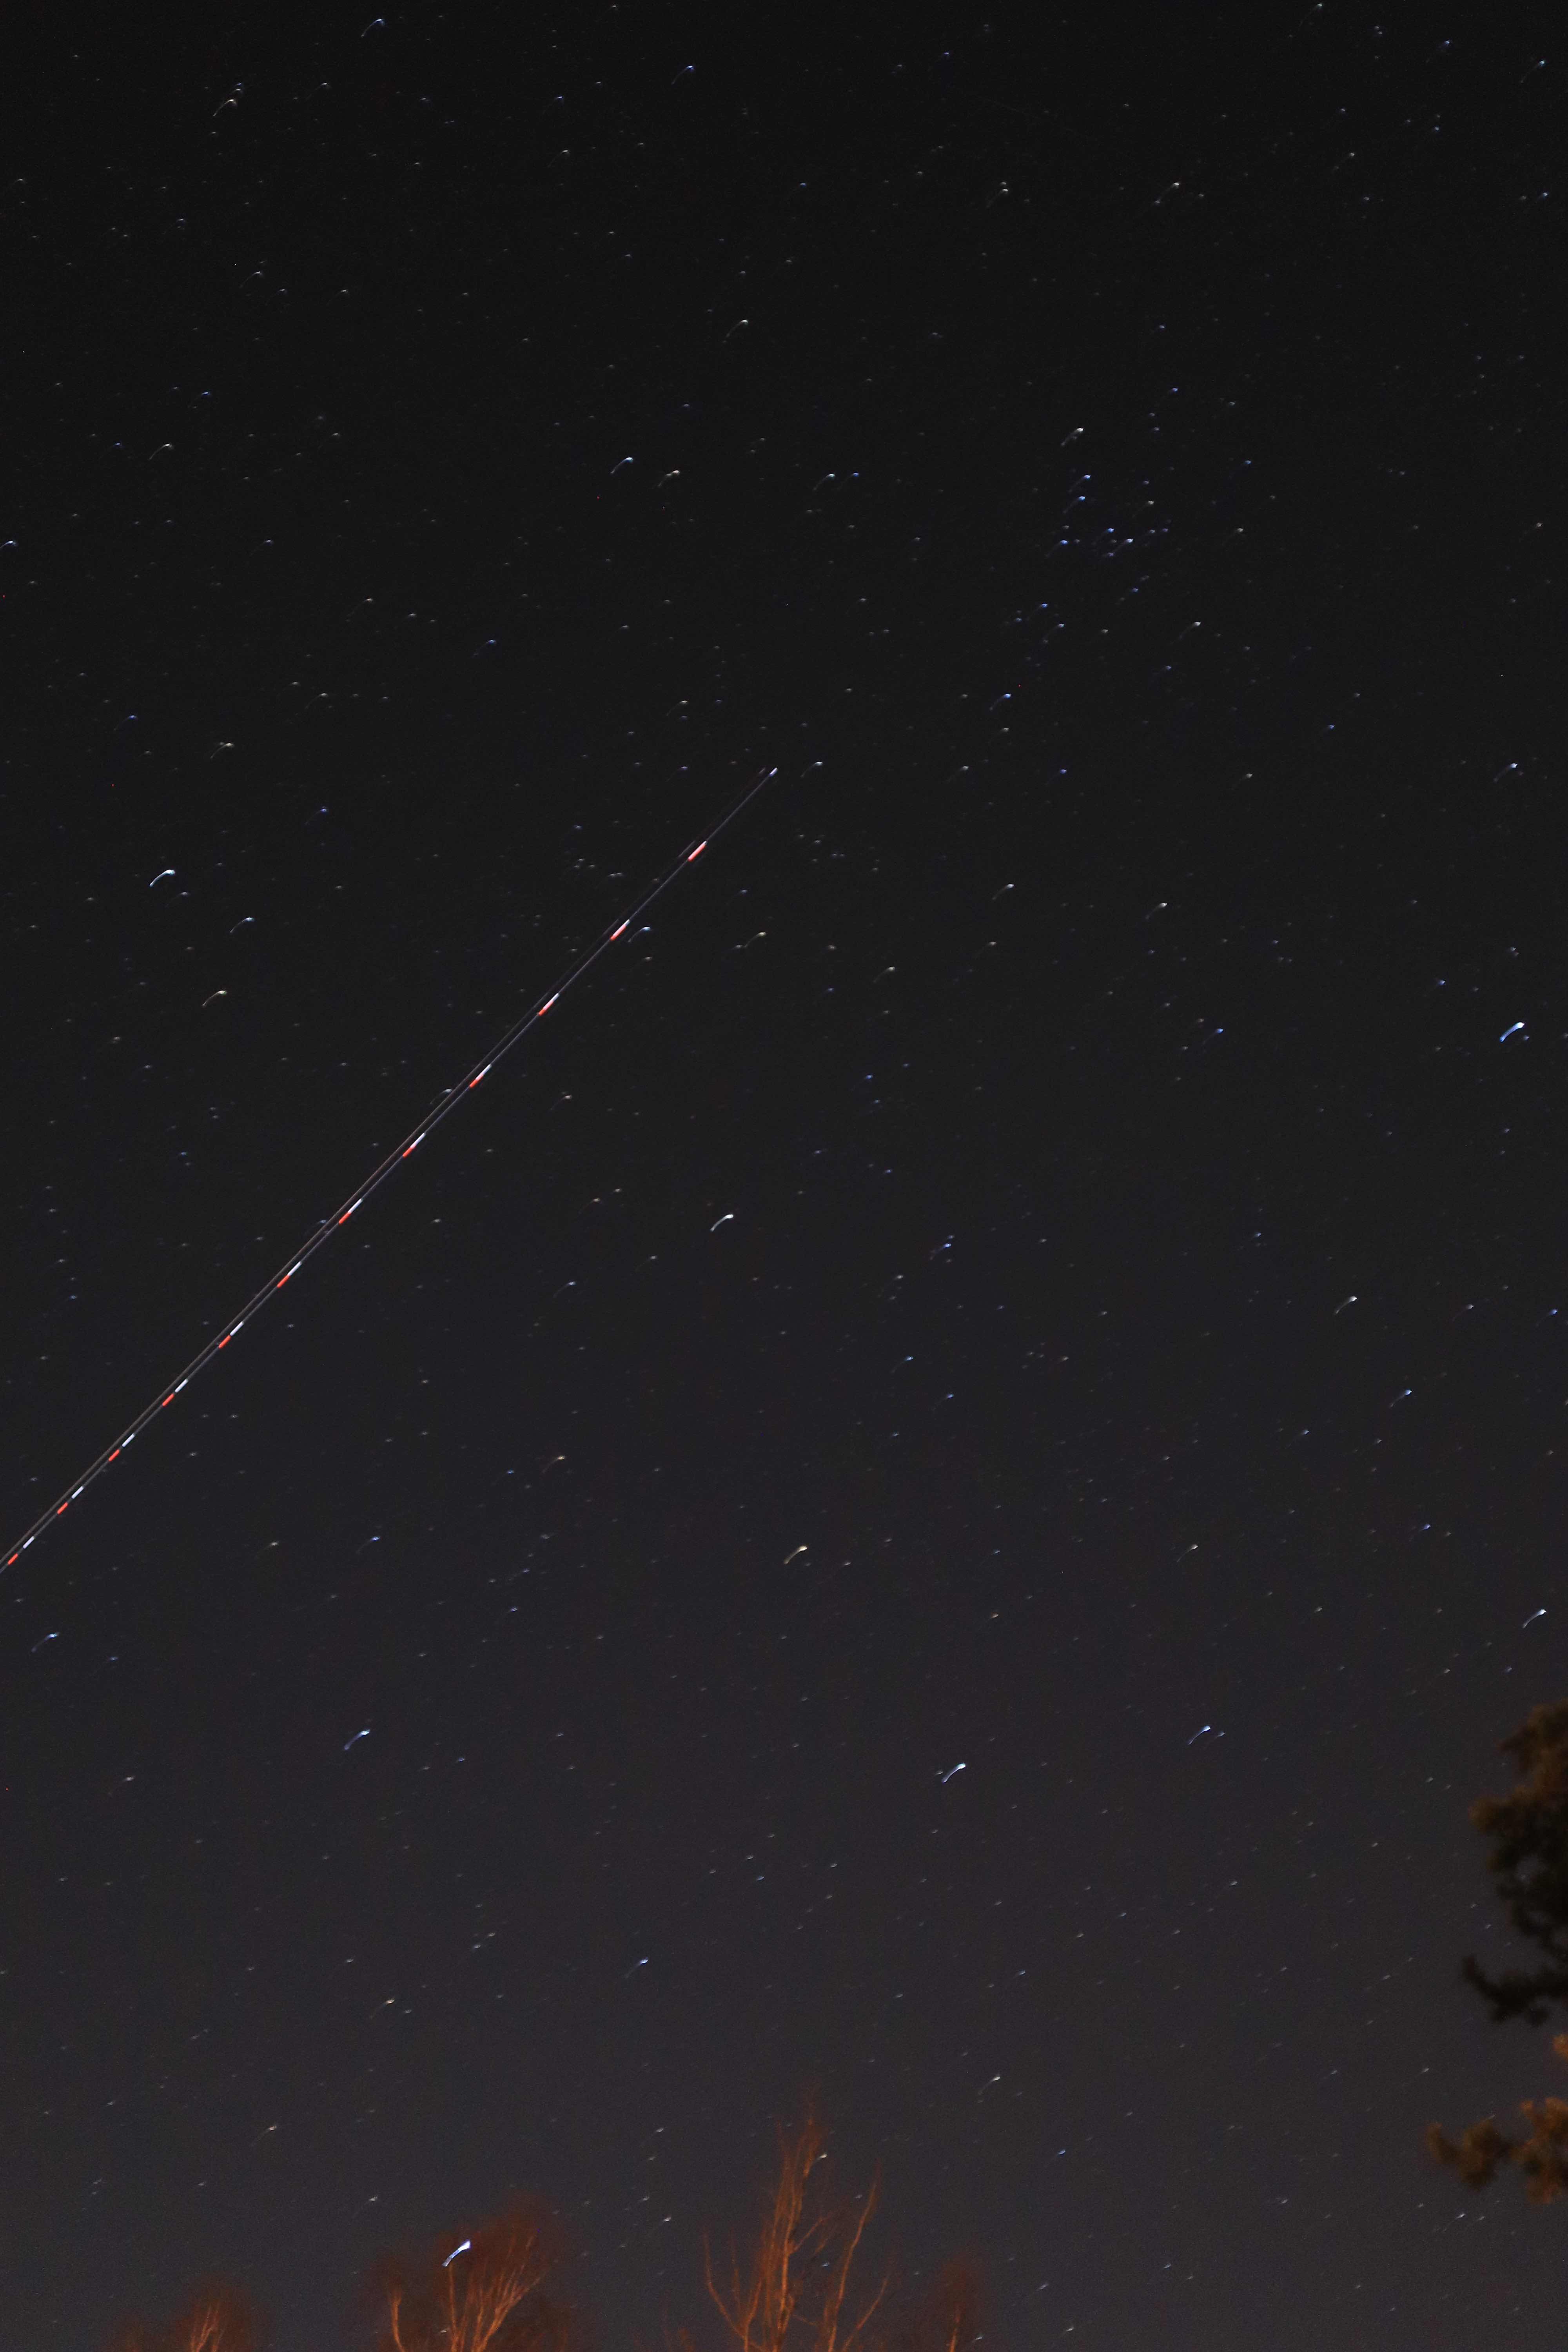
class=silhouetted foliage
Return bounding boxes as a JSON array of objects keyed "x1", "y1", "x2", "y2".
[
  {"x1": 1462, "y1": 1699, "x2": 1568, "y2": 2022},
  {"x1": 107, "y1": 2282, "x2": 263, "y2": 2352},
  {"x1": 367, "y1": 2198, "x2": 580, "y2": 2352},
  {"x1": 1431, "y1": 1701, "x2": 1568, "y2": 2201}
]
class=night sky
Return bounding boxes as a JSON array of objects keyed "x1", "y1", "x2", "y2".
[{"x1": 4, "y1": 8, "x2": 1566, "y2": 2346}]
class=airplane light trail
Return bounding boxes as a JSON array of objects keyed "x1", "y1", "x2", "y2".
[{"x1": 3, "y1": 769, "x2": 777, "y2": 1573}]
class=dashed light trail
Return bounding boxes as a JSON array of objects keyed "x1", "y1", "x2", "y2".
[{"x1": 4, "y1": 769, "x2": 776, "y2": 1573}]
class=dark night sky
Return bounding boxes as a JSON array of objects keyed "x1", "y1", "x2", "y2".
[{"x1": 4, "y1": 7, "x2": 1566, "y2": 2345}]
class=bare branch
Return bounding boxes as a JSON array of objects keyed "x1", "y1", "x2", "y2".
[
  {"x1": 370, "y1": 2200, "x2": 572, "y2": 2352},
  {"x1": 702, "y1": 2113, "x2": 889, "y2": 2352}
]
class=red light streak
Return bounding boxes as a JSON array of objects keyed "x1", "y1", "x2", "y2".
[{"x1": 0, "y1": 766, "x2": 776, "y2": 1572}]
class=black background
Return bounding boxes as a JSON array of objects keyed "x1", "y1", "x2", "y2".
[{"x1": 3, "y1": 6, "x2": 1566, "y2": 2345}]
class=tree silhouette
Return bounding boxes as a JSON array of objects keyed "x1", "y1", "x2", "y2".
[
  {"x1": 688, "y1": 2111, "x2": 889, "y2": 2352},
  {"x1": 107, "y1": 2282, "x2": 261, "y2": 2352},
  {"x1": 101, "y1": 2106, "x2": 984, "y2": 2347},
  {"x1": 890, "y1": 2260, "x2": 985, "y2": 2352},
  {"x1": 1430, "y1": 1700, "x2": 1568, "y2": 2200},
  {"x1": 369, "y1": 2199, "x2": 577, "y2": 2352}
]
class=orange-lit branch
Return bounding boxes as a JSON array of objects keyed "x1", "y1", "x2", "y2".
[{"x1": 704, "y1": 2114, "x2": 887, "y2": 2352}]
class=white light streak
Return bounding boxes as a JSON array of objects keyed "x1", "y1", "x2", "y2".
[{"x1": 2, "y1": 771, "x2": 777, "y2": 1573}]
